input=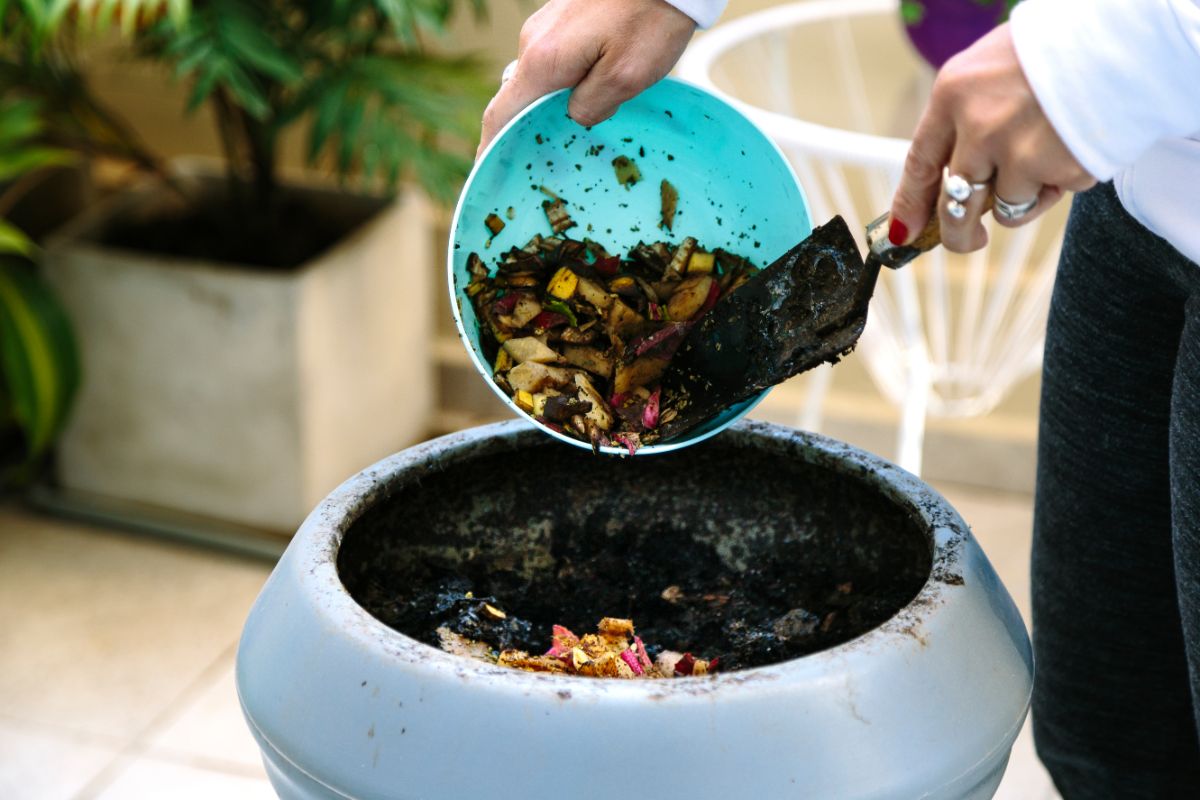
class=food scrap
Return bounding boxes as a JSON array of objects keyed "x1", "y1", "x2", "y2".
[
  {"x1": 485, "y1": 213, "x2": 505, "y2": 236},
  {"x1": 660, "y1": 179, "x2": 678, "y2": 232},
  {"x1": 439, "y1": 617, "x2": 718, "y2": 679},
  {"x1": 466, "y1": 196, "x2": 759, "y2": 452},
  {"x1": 612, "y1": 155, "x2": 641, "y2": 188}
]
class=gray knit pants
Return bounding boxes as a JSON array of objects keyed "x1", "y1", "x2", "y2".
[{"x1": 1032, "y1": 182, "x2": 1200, "y2": 797}]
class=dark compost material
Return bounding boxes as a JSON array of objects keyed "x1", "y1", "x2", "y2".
[{"x1": 338, "y1": 437, "x2": 932, "y2": 672}]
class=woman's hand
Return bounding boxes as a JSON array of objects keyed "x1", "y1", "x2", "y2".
[
  {"x1": 477, "y1": 0, "x2": 697, "y2": 156},
  {"x1": 888, "y1": 24, "x2": 1096, "y2": 253}
]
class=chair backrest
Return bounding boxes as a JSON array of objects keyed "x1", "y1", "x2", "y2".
[{"x1": 678, "y1": 0, "x2": 1064, "y2": 472}]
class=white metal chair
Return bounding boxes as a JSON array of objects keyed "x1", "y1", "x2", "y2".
[{"x1": 677, "y1": 0, "x2": 1064, "y2": 475}]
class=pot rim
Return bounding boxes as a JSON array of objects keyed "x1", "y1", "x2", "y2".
[{"x1": 295, "y1": 419, "x2": 971, "y2": 701}]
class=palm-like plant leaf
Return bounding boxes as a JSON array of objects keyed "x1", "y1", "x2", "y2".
[
  {"x1": 79, "y1": 0, "x2": 189, "y2": 35},
  {"x1": 154, "y1": 0, "x2": 301, "y2": 119},
  {"x1": 284, "y1": 51, "x2": 487, "y2": 198},
  {"x1": 0, "y1": 257, "x2": 80, "y2": 465},
  {"x1": 0, "y1": 95, "x2": 75, "y2": 230}
]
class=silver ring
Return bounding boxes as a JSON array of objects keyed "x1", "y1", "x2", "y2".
[
  {"x1": 946, "y1": 199, "x2": 967, "y2": 220},
  {"x1": 501, "y1": 59, "x2": 517, "y2": 85},
  {"x1": 994, "y1": 194, "x2": 1038, "y2": 221},
  {"x1": 942, "y1": 166, "x2": 989, "y2": 203}
]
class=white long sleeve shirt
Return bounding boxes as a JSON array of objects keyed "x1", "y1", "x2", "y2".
[
  {"x1": 664, "y1": 0, "x2": 725, "y2": 28},
  {"x1": 668, "y1": 0, "x2": 1200, "y2": 264},
  {"x1": 1011, "y1": 0, "x2": 1200, "y2": 264}
]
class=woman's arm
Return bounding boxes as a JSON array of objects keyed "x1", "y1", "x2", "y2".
[{"x1": 1012, "y1": 0, "x2": 1200, "y2": 181}]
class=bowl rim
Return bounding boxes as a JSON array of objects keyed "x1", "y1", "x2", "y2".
[
  {"x1": 446, "y1": 75, "x2": 810, "y2": 457},
  {"x1": 296, "y1": 419, "x2": 976, "y2": 702}
]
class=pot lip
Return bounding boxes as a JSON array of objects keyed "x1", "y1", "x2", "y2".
[{"x1": 294, "y1": 419, "x2": 971, "y2": 700}]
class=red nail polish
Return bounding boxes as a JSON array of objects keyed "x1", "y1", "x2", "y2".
[{"x1": 888, "y1": 217, "x2": 908, "y2": 246}]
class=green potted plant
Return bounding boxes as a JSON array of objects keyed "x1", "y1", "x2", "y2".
[
  {"x1": 39, "y1": 0, "x2": 489, "y2": 533},
  {"x1": 0, "y1": 0, "x2": 123, "y2": 489},
  {"x1": 0, "y1": 2, "x2": 180, "y2": 493}
]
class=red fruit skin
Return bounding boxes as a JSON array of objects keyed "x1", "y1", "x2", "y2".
[
  {"x1": 594, "y1": 256, "x2": 621, "y2": 276},
  {"x1": 675, "y1": 652, "x2": 697, "y2": 676},
  {"x1": 492, "y1": 293, "x2": 520, "y2": 314},
  {"x1": 642, "y1": 388, "x2": 661, "y2": 429},
  {"x1": 529, "y1": 311, "x2": 568, "y2": 329},
  {"x1": 619, "y1": 649, "x2": 645, "y2": 675}
]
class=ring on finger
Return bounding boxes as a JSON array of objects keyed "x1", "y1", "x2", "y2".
[
  {"x1": 942, "y1": 166, "x2": 989, "y2": 220},
  {"x1": 994, "y1": 194, "x2": 1038, "y2": 221},
  {"x1": 942, "y1": 166, "x2": 989, "y2": 202},
  {"x1": 500, "y1": 59, "x2": 517, "y2": 85}
]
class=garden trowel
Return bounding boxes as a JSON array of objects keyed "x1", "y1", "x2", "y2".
[{"x1": 659, "y1": 211, "x2": 946, "y2": 441}]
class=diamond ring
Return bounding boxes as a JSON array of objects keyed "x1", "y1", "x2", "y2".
[
  {"x1": 994, "y1": 194, "x2": 1038, "y2": 222},
  {"x1": 942, "y1": 167, "x2": 989, "y2": 202},
  {"x1": 943, "y1": 167, "x2": 989, "y2": 220}
]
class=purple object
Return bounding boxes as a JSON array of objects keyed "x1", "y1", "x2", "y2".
[{"x1": 901, "y1": 0, "x2": 1009, "y2": 69}]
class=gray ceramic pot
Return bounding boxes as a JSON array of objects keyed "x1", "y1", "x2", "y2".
[{"x1": 236, "y1": 420, "x2": 1032, "y2": 799}]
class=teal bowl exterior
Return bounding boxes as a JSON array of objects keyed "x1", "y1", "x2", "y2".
[{"x1": 448, "y1": 76, "x2": 811, "y2": 455}]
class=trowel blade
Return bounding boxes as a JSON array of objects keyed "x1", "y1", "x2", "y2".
[{"x1": 659, "y1": 215, "x2": 877, "y2": 441}]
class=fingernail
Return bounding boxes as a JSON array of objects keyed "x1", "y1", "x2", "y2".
[{"x1": 888, "y1": 217, "x2": 909, "y2": 246}]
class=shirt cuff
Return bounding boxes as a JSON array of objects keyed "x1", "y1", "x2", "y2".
[
  {"x1": 662, "y1": 0, "x2": 726, "y2": 29},
  {"x1": 1010, "y1": 0, "x2": 1200, "y2": 181}
]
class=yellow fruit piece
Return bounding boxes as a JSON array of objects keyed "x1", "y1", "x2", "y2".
[
  {"x1": 547, "y1": 267, "x2": 578, "y2": 299},
  {"x1": 598, "y1": 617, "x2": 635, "y2": 636},
  {"x1": 609, "y1": 276, "x2": 635, "y2": 291},
  {"x1": 687, "y1": 252, "x2": 715, "y2": 274},
  {"x1": 570, "y1": 647, "x2": 590, "y2": 670},
  {"x1": 489, "y1": 320, "x2": 512, "y2": 343},
  {"x1": 494, "y1": 348, "x2": 513, "y2": 373},
  {"x1": 515, "y1": 390, "x2": 534, "y2": 412}
]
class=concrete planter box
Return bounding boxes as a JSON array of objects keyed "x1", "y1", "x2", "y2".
[{"x1": 43, "y1": 163, "x2": 433, "y2": 533}]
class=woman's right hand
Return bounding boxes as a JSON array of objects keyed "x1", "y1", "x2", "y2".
[{"x1": 477, "y1": 0, "x2": 698, "y2": 156}]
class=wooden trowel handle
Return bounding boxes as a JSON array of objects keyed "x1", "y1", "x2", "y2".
[{"x1": 865, "y1": 195, "x2": 994, "y2": 270}]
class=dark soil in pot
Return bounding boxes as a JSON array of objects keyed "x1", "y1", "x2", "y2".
[{"x1": 338, "y1": 437, "x2": 932, "y2": 672}]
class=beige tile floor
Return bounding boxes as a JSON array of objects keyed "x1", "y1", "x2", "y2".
[{"x1": 0, "y1": 483, "x2": 1058, "y2": 799}]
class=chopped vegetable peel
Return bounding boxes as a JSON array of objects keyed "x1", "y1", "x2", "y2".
[
  {"x1": 441, "y1": 616, "x2": 718, "y2": 680},
  {"x1": 547, "y1": 267, "x2": 578, "y2": 300},
  {"x1": 660, "y1": 180, "x2": 678, "y2": 232},
  {"x1": 687, "y1": 252, "x2": 715, "y2": 274},
  {"x1": 612, "y1": 156, "x2": 641, "y2": 188},
  {"x1": 468, "y1": 205, "x2": 757, "y2": 452}
]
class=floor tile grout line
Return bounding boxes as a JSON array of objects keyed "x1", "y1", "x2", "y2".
[
  {"x1": 137, "y1": 746, "x2": 267, "y2": 780},
  {"x1": 70, "y1": 639, "x2": 241, "y2": 800},
  {"x1": 0, "y1": 712, "x2": 131, "y2": 750}
]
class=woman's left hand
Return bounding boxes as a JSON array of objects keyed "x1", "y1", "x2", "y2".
[{"x1": 888, "y1": 23, "x2": 1096, "y2": 253}]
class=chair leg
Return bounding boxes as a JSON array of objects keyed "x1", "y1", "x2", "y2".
[
  {"x1": 796, "y1": 362, "x2": 835, "y2": 433},
  {"x1": 896, "y1": 359, "x2": 931, "y2": 476}
]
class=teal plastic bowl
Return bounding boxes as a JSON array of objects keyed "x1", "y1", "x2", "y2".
[{"x1": 448, "y1": 76, "x2": 811, "y2": 455}]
